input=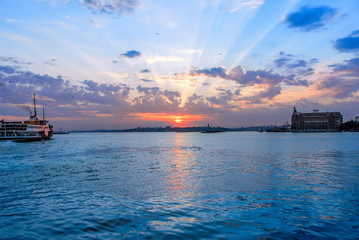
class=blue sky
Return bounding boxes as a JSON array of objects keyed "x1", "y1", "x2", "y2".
[{"x1": 1, "y1": 0, "x2": 359, "y2": 130}]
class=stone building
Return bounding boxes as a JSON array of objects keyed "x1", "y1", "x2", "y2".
[{"x1": 291, "y1": 107, "x2": 343, "y2": 132}]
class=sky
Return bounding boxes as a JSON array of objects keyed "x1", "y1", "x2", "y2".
[{"x1": 0, "y1": 0, "x2": 359, "y2": 130}]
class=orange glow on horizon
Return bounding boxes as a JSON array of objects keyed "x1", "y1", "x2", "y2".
[{"x1": 131, "y1": 113, "x2": 207, "y2": 125}]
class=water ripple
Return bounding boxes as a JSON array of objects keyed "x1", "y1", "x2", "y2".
[{"x1": 1, "y1": 132, "x2": 359, "y2": 239}]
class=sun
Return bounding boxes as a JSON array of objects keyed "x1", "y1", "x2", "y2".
[{"x1": 175, "y1": 116, "x2": 183, "y2": 124}]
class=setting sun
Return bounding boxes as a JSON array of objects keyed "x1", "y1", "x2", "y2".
[{"x1": 175, "y1": 117, "x2": 183, "y2": 124}]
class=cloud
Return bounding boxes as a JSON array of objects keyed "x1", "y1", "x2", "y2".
[
  {"x1": 206, "y1": 90, "x2": 233, "y2": 106},
  {"x1": 4, "y1": 18, "x2": 19, "y2": 23},
  {"x1": 134, "y1": 86, "x2": 181, "y2": 111},
  {"x1": 288, "y1": 60, "x2": 307, "y2": 69},
  {"x1": 79, "y1": 0, "x2": 138, "y2": 15},
  {"x1": 90, "y1": 18, "x2": 105, "y2": 28},
  {"x1": 284, "y1": 77, "x2": 308, "y2": 86},
  {"x1": 284, "y1": 5, "x2": 337, "y2": 31},
  {"x1": 230, "y1": 0, "x2": 264, "y2": 13},
  {"x1": 273, "y1": 53, "x2": 318, "y2": 77},
  {"x1": 121, "y1": 50, "x2": 141, "y2": 58},
  {"x1": 0, "y1": 65, "x2": 134, "y2": 123},
  {"x1": 190, "y1": 64, "x2": 310, "y2": 105},
  {"x1": 228, "y1": 66, "x2": 286, "y2": 85},
  {"x1": 240, "y1": 85, "x2": 282, "y2": 104},
  {"x1": 184, "y1": 94, "x2": 210, "y2": 112},
  {"x1": 190, "y1": 66, "x2": 286, "y2": 104},
  {"x1": 136, "y1": 85, "x2": 160, "y2": 95},
  {"x1": 0, "y1": 56, "x2": 33, "y2": 65},
  {"x1": 329, "y1": 57, "x2": 359, "y2": 75},
  {"x1": 141, "y1": 68, "x2": 150, "y2": 73},
  {"x1": 140, "y1": 78, "x2": 154, "y2": 83},
  {"x1": 334, "y1": 30, "x2": 359, "y2": 53},
  {"x1": 190, "y1": 66, "x2": 227, "y2": 79},
  {"x1": 316, "y1": 58, "x2": 359, "y2": 98},
  {"x1": 0, "y1": 65, "x2": 17, "y2": 74},
  {"x1": 191, "y1": 65, "x2": 306, "y2": 87},
  {"x1": 274, "y1": 57, "x2": 291, "y2": 68}
]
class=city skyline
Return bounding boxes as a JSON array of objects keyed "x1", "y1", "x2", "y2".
[{"x1": 1, "y1": 0, "x2": 359, "y2": 130}]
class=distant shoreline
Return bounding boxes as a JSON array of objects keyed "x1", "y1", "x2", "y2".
[{"x1": 70, "y1": 126, "x2": 264, "y2": 133}]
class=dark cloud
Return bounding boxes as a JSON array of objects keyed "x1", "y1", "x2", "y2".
[
  {"x1": 191, "y1": 65, "x2": 306, "y2": 88},
  {"x1": 141, "y1": 69, "x2": 150, "y2": 73},
  {"x1": 273, "y1": 53, "x2": 318, "y2": 77},
  {"x1": 190, "y1": 66, "x2": 227, "y2": 79},
  {"x1": 0, "y1": 65, "x2": 17, "y2": 74},
  {"x1": 310, "y1": 58, "x2": 319, "y2": 64},
  {"x1": 274, "y1": 57, "x2": 291, "y2": 68},
  {"x1": 294, "y1": 68, "x2": 315, "y2": 77},
  {"x1": 121, "y1": 50, "x2": 141, "y2": 58},
  {"x1": 334, "y1": 30, "x2": 359, "y2": 53},
  {"x1": 0, "y1": 65, "x2": 135, "y2": 124},
  {"x1": 184, "y1": 94, "x2": 210, "y2": 112},
  {"x1": 206, "y1": 90, "x2": 233, "y2": 105},
  {"x1": 288, "y1": 60, "x2": 307, "y2": 68},
  {"x1": 136, "y1": 85, "x2": 160, "y2": 95},
  {"x1": 228, "y1": 66, "x2": 286, "y2": 85},
  {"x1": 284, "y1": 78, "x2": 309, "y2": 86},
  {"x1": 0, "y1": 56, "x2": 33, "y2": 65},
  {"x1": 193, "y1": 65, "x2": 277, "y2": 85},
  {"x1": 140, "y1": 78, "x2": 154, "y2": 83},
  {"x1": 80, "y1": 0, "x2": 138, "y2": 15},
  {"x1": 240, "y1": 86, "x2": 282, "y2": 104},
  {"x1": 0, "y1": 56, "x2": 19, "y2": 64},
  {"x1": 279, "y1": 52, "x2": 293, "y2": 57},
  {"x1": 329, "y1": 57, "x2": 359, "y2": 74},
  {"x1": 284, "y1": 5, "x2": 337, "y2": 31}
]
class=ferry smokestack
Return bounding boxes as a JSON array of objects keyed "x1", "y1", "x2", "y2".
[{"x1": 33, "y1": 93, "x2": 37, "y2": 119}]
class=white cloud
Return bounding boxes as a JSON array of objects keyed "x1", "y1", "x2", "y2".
[
  {"x1": 4, "y1": 18, "x2": 19, "y2": 23},
  {"x1": 229, "y1": 0, "x2": 264, "y2": 13}
]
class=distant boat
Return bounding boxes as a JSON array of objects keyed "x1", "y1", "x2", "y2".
[
  {"x1": 53, "y1": 128, "x2": 69, "y2": 134},
  {"x1": 0, "y1": 94, "x2": 53, "y2": 141}
]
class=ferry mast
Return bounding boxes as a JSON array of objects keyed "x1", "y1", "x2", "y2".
[{"x1": 30, "y1": 93, "x2": 38, "y2": 120}]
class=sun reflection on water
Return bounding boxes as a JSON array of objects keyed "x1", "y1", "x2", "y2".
[{"x1": 165, "y1": 133, "x2": 197, "y2": 197}]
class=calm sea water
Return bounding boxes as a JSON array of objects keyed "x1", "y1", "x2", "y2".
[{"x1": 1, "y1": 132, "x2": 359, "y2": 239}]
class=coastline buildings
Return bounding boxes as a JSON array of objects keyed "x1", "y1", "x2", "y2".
[{"x1": 291, "y1": 107, "x2": 343, "y2": 132}]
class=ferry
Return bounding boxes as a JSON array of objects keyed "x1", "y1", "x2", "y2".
[{"x1": 0, "y1": 94, "x2": 53, "y2": 141}]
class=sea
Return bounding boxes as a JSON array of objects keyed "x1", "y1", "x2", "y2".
[{"x1": 0, "y1": 132, "x2": 359, "y2": 239}]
